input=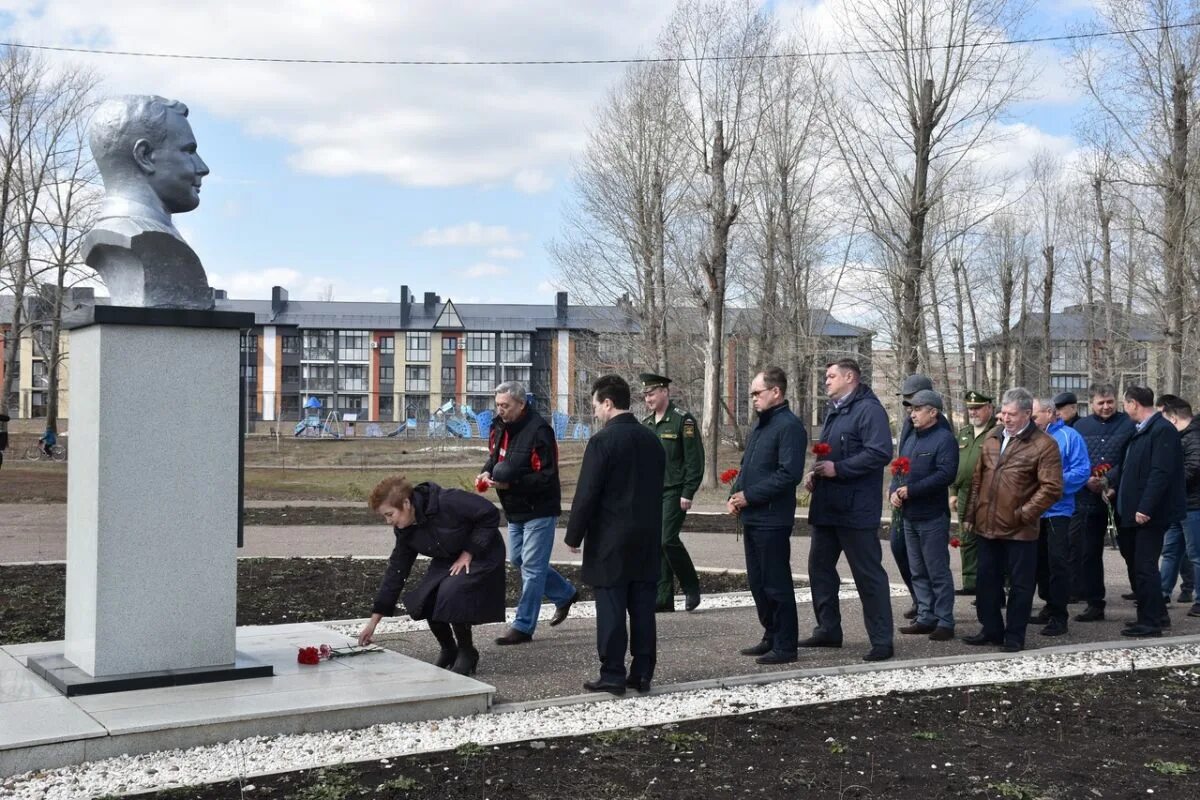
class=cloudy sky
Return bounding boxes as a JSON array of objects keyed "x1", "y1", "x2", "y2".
[{"x1": 0, "y1": 0, "x2": 1096, "y2": 306}]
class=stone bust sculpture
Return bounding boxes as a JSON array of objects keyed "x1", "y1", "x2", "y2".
[{"x1": 82, "y1": 95, "x2": 214, "y2": 310}]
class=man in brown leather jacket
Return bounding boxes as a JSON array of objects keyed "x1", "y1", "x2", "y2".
[{"x1": 963, "y1": 387, "x2": 1063, "y2": 652}]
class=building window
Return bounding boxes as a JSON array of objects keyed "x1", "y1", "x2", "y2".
[
  {"x1": 379, "y1": 336, "x2": 395, "y2": 354},
  {"x1": 303, "y1": 330, "x2": 335, "y2": 361},
  {"x1": 442, "y1": 336, "x2": 458, "y2": 354},
  {"x1": 341, "y1": 395, "x2": 365, "y2": 411},
  {"x1": 500, "y1": 333, "x2": 531, "y2": 363},
  {"x1": 379, "y1": 395, "x2": 394, "y2": 419},
  {"x1": 405, "y1": 365, "x2": 431, "y2": 392},
  {"x1": 380, "y1": 365, "x2": 395, "y2": 383},
  {"x1": 441, "y1": 365, "x2": 457, "y2": 398},
  {"x1": 338, "y1": 364, "x2": 366, "y2": 392},
  {"x1": 467, "y1": 365, "x2": 496, "y2": 393},
  {"x1": 338, "y1": 330, "x2": 370, "y2": 362},
  {"x1": 280, "y1": 395, "x2": 300, "y2": 418},
  {"x1": 241, "y1": 363, "x2": 257, "y2": 379},
  {"x1": 282, "y1": 335, "x2": 301, "y2": 354},
  {"x1": 282, "y1": 365, "x2": 300, "y2": 384},
  {"x1": 1050, "y1": 341, "x2": 1087, "y2": 372},
  {"x1": 240, "y1": 333, "x2": 258, "y2": 353},
  {"x1": 303, "y1": 364, "x2": 335, "y2": 391},
  {"x1": 466, "y1": 333, "x2": 495, "y2": 363},
  {"x1": 502, "y1": 366, "x2": 530, "y2": 384},
  {"x1": 1050, "y1": 374, "x2": 1089, "y2": 392},
  {"x1": 406, "y1": 332, "x2": 431, "y2": 362}
]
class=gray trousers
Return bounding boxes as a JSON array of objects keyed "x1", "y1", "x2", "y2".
[{"x1": 808, "y1": 525, "x2": 895, "y2": 648}]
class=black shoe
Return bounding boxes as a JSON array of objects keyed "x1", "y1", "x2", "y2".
[
  {"x1": 1068, "y1": 594, "x2": 1083, "y2": 604},
  {"x1": 1074, "y1": 606, "x2": 1105, "y2": 622},
  {"x1": 1001, "y1": 641, "x2": 1023, "y2": 653},
  {"x1": 798, "y1": 635, "x2": 842, "y2": 648},
  {"x1": 583, "y1": 679, "x2": 626, "y2": 695},
  {"x1": 450, "y1": 645, "x2": 479, "y2": 676},
  {"x1": 900, "y1": 623, "x2": 936, "y2": 635},
  {"x1": 954, "y1": 588, "x2": 976, "y2": 596},
  {"x1": 1029, "y1": 608, "x2": 1051, "y2": 625},
  {"x1": 863, "y1": 646, "x2": 894, "y2": 662},
  {"x1": 655, "y1": 602, "x2": 675, "y2": 613},
  {"x1": 625, "y1": 675, "x2": 651, "y2": 693},
  {"x1": 1178, "y1": 591, "x2": 1194, "y2": 604},
  {"x1": 963, "y1": 632, "x2": 1003, "y2": 646},
  {"x1": 494, "y1": 628, "x2": 533, "y2": 646},
  {"x1": 739, "y1": 640, "x2": 772, "y2": 656},
  {"x1": 685, "y1": 591, "x2": 702, "y2": 612},
  {"x1": 1160, "y1": 615, "x2": 1172, "y2": 629},
  {"x1": 434, "y1": 646, "x2": 458, "y2": 669},
  {"x1": 929, "y1": 627, "x2": 955, "y2": 641},
  {"x1": 1188, "y1": 603, "x2": 1200, "y2": 618},
  {"x1": 1040, "y1": 620, "x2": 1068, "y2": 637},
  {"x1": 1121, "y1": 592, "x2": 1137, "y2": 600},
  {"x1": 902, "y1": 605, "x2": 918, "y2": 620},
  {"x1": 756, "y1": 651, "x2": 799, "y2": 665},
  {"x1": 549, "y1": 591, "x2": 579, "y2": 627},
  {"x1": 1121, "y1": 625, "x2": 1162, "y2": 638}
]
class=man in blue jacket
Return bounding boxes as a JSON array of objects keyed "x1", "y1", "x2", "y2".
[
  {"x1": 1030, "y1": 397, "x2": 1091, "y2": 637},
  {"x1": 727, "y1": 367, "x2": 808, "y2": 665},
  {"x1": 803, "y1": 358, "x2": 895, "y2": 661},
  {"x1": 1115, "y1": 386, "x2": 1187, "y2": 637},
  {"x1": 889, "y1": 389, "x2": 958, "y2": 640}
]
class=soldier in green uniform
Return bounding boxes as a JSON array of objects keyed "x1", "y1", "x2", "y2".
[
  {"x1": 640, "y1": 373, "x2": 703, "y2": 612},
  {"x1": 948, "y1": 390, "x2": 998, "y2": 595}
]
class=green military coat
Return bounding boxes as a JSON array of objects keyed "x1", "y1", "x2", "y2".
[
  {"x1": 950, "y1": 416, "x2": 998, "y2": 515},
  {"x1": 643, "y1": 403, "x2": 705, "y2": 500}
]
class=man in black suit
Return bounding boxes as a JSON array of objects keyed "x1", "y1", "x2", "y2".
[
  {"x1": 565, "y1": 374, "x2": 667, "y2": 695},
  {"x1": 1115, "y1": 385, "x2": 1187, "y2": 637}
]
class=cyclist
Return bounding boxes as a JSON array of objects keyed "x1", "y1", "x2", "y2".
[
  {"x1": 39, "y1": 428, "x2": 56, "y2": 458},
  {"x1": 0, "y1": 412, "x2": 9, "y2": 470}
]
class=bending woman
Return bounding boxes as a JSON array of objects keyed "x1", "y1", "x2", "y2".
[{"x1": 358, "y1": 476, "x2": 506, "y2": 675}]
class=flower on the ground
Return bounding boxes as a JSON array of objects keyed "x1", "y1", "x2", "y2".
[
  {"x1": 298, "y1": 643, "x2": 382, "y2": 665},
  {"x1": 890, "y1": 457, "x2": 911, "y2": 476},
  {"x1": 720, "y1": 468, "x2": 740, "y2": 485},
  {"x1": 297, "y1": 646, "x2": 320, "y2": 665},
  {"x1": 812, "y1": 442, "x2": 832, "y2": 458},
  {"x1": 949, "y1": 537, "x2": 961, "y2": 548}
]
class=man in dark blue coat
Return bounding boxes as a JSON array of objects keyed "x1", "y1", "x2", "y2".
[
  {"x1": 565, "y1": 374, "x2": 667, "y2": 694},
  {"x1": 803, "y1": 358, "x2": 896, "y2": 661},
  {"x1": 1114, "y1": 385, "x2": 1187, "y2": 637},
  {"x1": 727, "y1": 366, "x2": 808, "y2": 664}
]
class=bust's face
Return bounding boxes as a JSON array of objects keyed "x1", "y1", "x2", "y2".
[{"x1": 146, "y1": 112, "x2": 208, "y2": 214}]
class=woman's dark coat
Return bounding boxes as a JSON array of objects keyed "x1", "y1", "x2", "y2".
[{"x1": 371, "y1": 482, "x2": 506, "y2": 624}]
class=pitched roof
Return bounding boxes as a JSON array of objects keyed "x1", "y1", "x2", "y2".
[{"x1": 975, "y1": 306, "x2": 1162, "y2": 348}]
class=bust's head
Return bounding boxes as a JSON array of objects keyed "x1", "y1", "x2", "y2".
[{"x1": 90, "y1": 95, "x2": 209, "y2": 215}]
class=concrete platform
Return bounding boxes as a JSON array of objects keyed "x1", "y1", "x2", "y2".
[{"x1": 0, "y1": 623, "x2": 493, "y2": 778}]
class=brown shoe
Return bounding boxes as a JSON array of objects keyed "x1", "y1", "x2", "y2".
[
  {"x1": 549, "y1": 590, "x2": 580, "y2": 627},
  {"x1": 494, "y1": 628, "x2": 532, "y2": 646},
  {"x1": 900, "y1": 623, "x2": 936, "y2": 635},
  {"x1": 928, "y1": 626, "x2": 955, "y2": 641}
]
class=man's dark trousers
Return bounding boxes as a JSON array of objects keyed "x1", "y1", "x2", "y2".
[
  {"x1": 1035, "y1": 516, "x2": 1072, "y2": 623},
  {"x1": 1117, "y1": 526, "x2": 1167, "y2": 629},
  {"x1": 743, "y1": 524, "x2": 798, "y2": 656},
  {"x1": 658, "y1": 491, "x2": 700, "y2": 606},
  {"x1": 594, "y1": 580, "x2": 656, "y2": 684},
  {"x1": 808, "y1": 525, "x2": 894, "y2": 647},
  {"x1": 976, "y1": 536, "x2": 1037, "y2": 648},
  {"x1": 1076, "y1": 509, "x2": 1111, "y2": 610}
]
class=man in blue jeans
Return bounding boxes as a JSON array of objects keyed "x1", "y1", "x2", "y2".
[
  {"x1": 1159, "y1": 397, "x2": 1200, "y2": 616},
  {"x1": 479, "y1": 381, "x2": 578, "y2": 645}
]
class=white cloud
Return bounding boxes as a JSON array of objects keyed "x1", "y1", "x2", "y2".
[
  {"x1": 536, "y1": 280, "x2": 564, "y2": 296},
  {"x1": 415, "y1": 222, "x2": 525, "y2": 247},
  {"x1": 486, "y1": 246, "x2": 525, "y2": 260},
  {"x1": 462, "y1": 262, "x2": 509, "y2": 278},
  {"x1": 206, "y1": 267, "x2": 392, "y2": 301},
  {"x1": 9, "y1": 2, "x2": 675, "y2": 189}
]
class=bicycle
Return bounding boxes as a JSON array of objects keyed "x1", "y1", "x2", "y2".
[{"x1": 24, "y1": 444, "x2": 67, "y2": 462}]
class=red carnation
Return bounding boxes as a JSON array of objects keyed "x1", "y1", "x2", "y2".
[
  {"x1": 812, "y1": 442, "x2": 832, "y2": 458},
  {"x1": 890, "y1": 457, "x2": 911, "y2": 476},
  {"x1": 1091, "y1": 463, "x2": 1112, "y2": 478},
  {"x1": 475, "y1": 477, "x2": 490, "y2": 493},
  {"x1": 720, "y1": 468, "x2": 740, "y2": 485},
  {"x1": 297, "y1": 646, "x2": 321, "y2": 665},
  {"x1": 949, "y1": 537, "x2": 961, "y2": 548}
]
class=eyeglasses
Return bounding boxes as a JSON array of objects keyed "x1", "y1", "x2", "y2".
[{"x1": 749, "y1": 388, "x2": 772, "y2": 398}]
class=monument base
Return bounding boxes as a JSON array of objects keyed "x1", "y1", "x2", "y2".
[{"x1": 27, "y1": 653, "x2": 273, "y2": 698}]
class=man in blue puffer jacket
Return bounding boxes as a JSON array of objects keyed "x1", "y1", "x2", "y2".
[{"x1": 803, "y1": 358, "x2": 896, "y2": 661}]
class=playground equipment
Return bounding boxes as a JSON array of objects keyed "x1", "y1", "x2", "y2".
[{"x1": 293, "y1": 397, "x2": 342, "y2": 438}]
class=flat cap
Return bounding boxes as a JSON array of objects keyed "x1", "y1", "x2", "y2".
[
  {"x1": 964, "y1": 390, "x2": 993, "y2": 406},
  {"x1": 907, "y1": 388, "x2": 943, "y2": 410},
  {"x1": 898, "y1": 374, "x2": 933, "y2": 397},
  {"x1": 639, "y1": 373, "x2": 671, "y2": 391},
  {"x1": 1052, "y1": 391, "x2": 1078, "y2": 408}
]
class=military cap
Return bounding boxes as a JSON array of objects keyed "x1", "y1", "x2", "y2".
[
  {"x1": 907, "y1": 388, "x2": 943, "y2": 410},
  {"x1": 898, "y1": 373, "x2": 933, "y2": 397},
  {"x1": 1052, "y1": 391, "x2": 1078, "y2": 408},
  {"x1": 639, "y1": 372, "x2": 672, "y2": 391},
  {"x1": 963, "y1": 390, "x2": 993, "y2": 407}
]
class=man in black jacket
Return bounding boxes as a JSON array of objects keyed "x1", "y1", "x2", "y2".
[
  {"x1": 1158, "y1": 397, "x2": 1200, "y2": 617},
  {"x1": 727, "y1": 367, "x2": 808, "y2": 665},
  {"x1": 479, "y1": 381, "x2": 578, "y2": 646},
  {"x1": 1115, "y1": 386, "x2": 1187, "y2": 637},
  {"x1": 566, "y1": 374, "x2": 666, "y2": 695}
]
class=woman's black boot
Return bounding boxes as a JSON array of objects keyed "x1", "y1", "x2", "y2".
[
  {"x1": 450, "y1": 623, "x2": 479, "y2": 676},
  {"x1": 428, "y1": 621, "x2": 458, "y2": 669}
]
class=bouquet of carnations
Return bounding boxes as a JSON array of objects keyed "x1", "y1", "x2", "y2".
[
  {"x1": 721, "y1": 468, "x2": 742, "y2": 538},
  {"x1": 1093, "y1": 462, "x2": 1118, "y2": 549},
  {"x1": 297, "y1": 643, "x2": 384, "y2": 665},
  {"x1": 889, "y1": 456, "x2": 911, "y2": 535}
]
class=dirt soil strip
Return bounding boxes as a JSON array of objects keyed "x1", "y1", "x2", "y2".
[{"x1": 6, "y1": 639, "x2": 1200, "y2": 800}]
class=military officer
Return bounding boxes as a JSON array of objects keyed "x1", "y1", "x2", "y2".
[
  {"x1": 948, "y1": 390, "x2": 997, "y2": 596},
  {"x1": 640, "y1": 373, "x2": 704, "y2": 612}
]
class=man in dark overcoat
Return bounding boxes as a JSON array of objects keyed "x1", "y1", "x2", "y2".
[{"x1": 566, "y1": 374, "x2": 667, "y2": 695}]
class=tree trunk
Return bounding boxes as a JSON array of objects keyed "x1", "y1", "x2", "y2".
[
  {"x1": 1163, "y1": 66, "x2": 1189, "y2": 393},
  {"x1": 652, "y1": 167, "x2": 669, "y2": 375},
  {"x1": 1094, "y1": 176, "x2": 1117, "y2": 384},
  {"x1": 898, "y1": 79, "x2": 935, "y2": 376},
  {"x1": 1040, "y1": 245, "x2": 1055, "y2": 396},
  {"x1": 950, "y1": 258, "x2": 971, "y2": 400},
  {"x1": 926, "y1": 262, "x2": 954, "y2": 427}
]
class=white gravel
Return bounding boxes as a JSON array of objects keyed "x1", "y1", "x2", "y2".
[{"x1": 5, "y1": 640, "x2": 1199, "y2": 800}]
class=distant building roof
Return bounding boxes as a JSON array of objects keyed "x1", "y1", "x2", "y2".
[{"x1": 975, "y1": 305, "x2": 1162, "y2": 348}]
